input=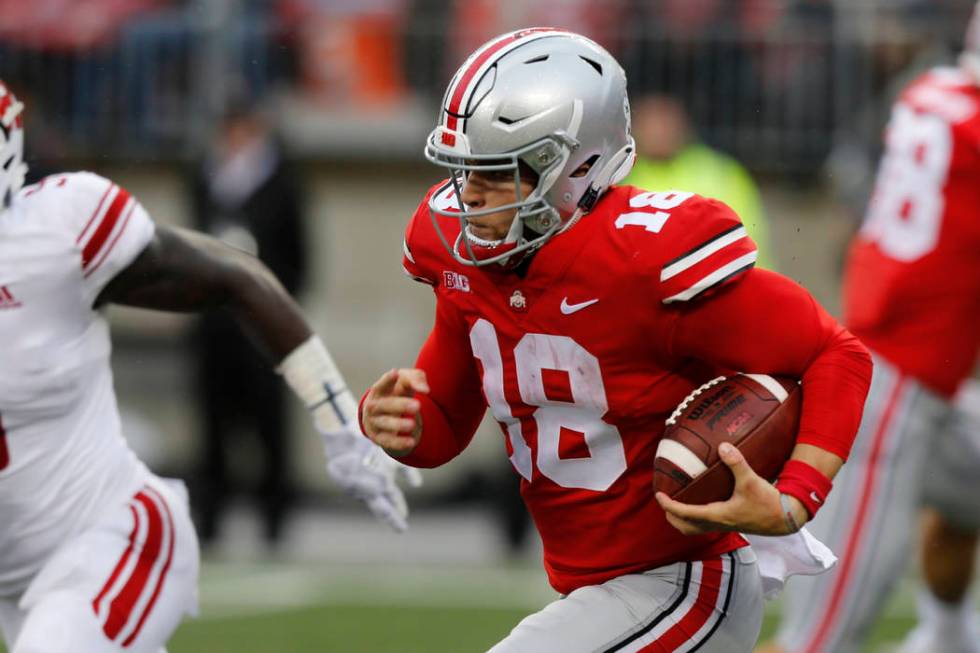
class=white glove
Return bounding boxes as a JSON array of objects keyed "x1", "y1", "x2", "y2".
[{"x1": 320, "y1": 423, "x2": 424, "y2": 532}]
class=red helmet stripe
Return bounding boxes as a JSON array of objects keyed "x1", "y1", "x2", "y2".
[{"x1": 443, "y1": 27, "x2": 568, "y2": 133}]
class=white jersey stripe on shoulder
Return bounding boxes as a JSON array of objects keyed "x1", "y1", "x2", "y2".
[
  {"x1": 662, "y1": 251, "x2": 757, "y2": 304},
  {"x1": 83, "y1": 199, "x2": 136, "y2": 279},
  {"x1": 402, "y1": 238, "x2": 416, "y2": 264},
  {"x1": 76, "y1": 183, "x2": 117, "y2": 245},
  {"x1": 742, "y1": 374, "x2": 789, "y2": 402},
  {"x1": 661, "y1": 225, "x2": 748, "y2": 281}
]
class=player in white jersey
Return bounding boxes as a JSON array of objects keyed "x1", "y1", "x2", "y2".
[{"x1": 0, "y1": 80, "x2": 420, "y2": 652}]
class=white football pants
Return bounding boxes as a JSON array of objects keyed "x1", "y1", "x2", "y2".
[{"x1": 0, "y1": 476, "x2": 199, "y2": 653}]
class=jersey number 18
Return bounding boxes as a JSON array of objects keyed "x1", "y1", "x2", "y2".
[{"x1": 470, "y1": 320, "x2": 627, "y2": 492}]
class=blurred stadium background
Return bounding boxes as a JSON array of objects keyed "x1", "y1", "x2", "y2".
[{"x1": 1, "y1": 0, "x2": 977, "y2": 650}]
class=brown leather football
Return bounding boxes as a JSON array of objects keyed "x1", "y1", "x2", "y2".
[{"x1": 654, "y1": 374, "x2": 801, "y2": 505}]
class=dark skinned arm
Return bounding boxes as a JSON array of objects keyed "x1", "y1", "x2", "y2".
[{"x1": 96, "y1": 224, "x2": 311, "y2": 363}]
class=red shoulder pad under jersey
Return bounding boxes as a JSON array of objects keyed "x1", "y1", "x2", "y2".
[
  {"x1": 402, "y1": 180, "x2": 460, "y2": 286},
  {"x1": 626, "y1": 188, "x2": 758, "y2": 304}
]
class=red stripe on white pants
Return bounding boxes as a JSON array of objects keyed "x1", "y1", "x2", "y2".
[
  {"x1": 638, "y1": 559, "x2": 726, "y2": 652},
  {"x1": 102, "y1": 490, "x2": 166, "y2": 641},
  {"x1": 121, "y1": 485, "x2": 176, "y2": 648},
  {"x1": 804, "y1": 375, "x2": 908, "y2": 652}
]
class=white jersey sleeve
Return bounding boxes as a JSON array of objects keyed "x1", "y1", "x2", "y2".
[{"x1": 35, "y1": 172, "x2": 155, "y2": 305}]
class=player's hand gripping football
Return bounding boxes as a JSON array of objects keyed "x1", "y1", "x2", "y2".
[
  {"x1": 318, "y1": 422, "x2": 423, "y2": 532},
  {"x1": 656, "y1": 443, "x2": 807, "y2": 536},
  {"x1": 361, "y1": 368, "x2": 429, "y2": 457}
]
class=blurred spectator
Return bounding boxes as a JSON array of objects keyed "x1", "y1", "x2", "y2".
[
  {"x1": 624, "y1": 93, "x2": 773, "y2": 269},
  {"x1": 188, "y1": 96, "x2": 307, "y2": 549}
]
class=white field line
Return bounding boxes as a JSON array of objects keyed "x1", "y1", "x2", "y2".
[{"x1": 196, "y1": 563, "x2": 559, "y2": 620}]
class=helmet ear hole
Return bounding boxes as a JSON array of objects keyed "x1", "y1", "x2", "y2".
[{"x1": 571, "y1": 154, "x2": 600, "y2": 178}]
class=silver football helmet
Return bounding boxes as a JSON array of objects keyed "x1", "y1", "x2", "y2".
[
  {"x1": 425, "y1": 28, "x2": 635, "y2": 267},
  {"x1": 962, "y1": 2, "x2": 980, "y2": 84},
  {"x1": 0, "y1": 80, "x2": 26, "y2": 209}
]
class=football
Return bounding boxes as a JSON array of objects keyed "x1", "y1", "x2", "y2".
[{"x1": 654, "y1": 374, "x2": 801, "y2": 504}]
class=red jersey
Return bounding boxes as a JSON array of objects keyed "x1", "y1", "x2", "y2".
[
  {"x1": 844, "y1": 67, "x2": 980, "y2": 397},
  {"x1": 392, "y1": 182, "x2": 871, "y2": 594}
]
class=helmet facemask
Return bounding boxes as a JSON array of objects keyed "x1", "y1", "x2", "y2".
[
  {"x1": 0, "y1": 83, "x2": 26, "y2": 209},
  {"x1": 425, "y1": 131, "x2": 576, "y2": 267}
]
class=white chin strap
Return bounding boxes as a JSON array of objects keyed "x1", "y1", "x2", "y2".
[{"x1": 463, "y1": 226, "x2": 508, "y2": 249}]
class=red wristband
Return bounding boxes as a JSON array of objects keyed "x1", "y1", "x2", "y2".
[{"x1": 775, "y1": 460, "x2": 833, "y2": 519}]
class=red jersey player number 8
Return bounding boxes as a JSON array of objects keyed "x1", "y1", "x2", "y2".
[
  {"x1": 468, "y1": 190, "x2": 693, "y2": 493},
  {"x1": 863, "y1": 103, "x2": 953, "y2": 261}
]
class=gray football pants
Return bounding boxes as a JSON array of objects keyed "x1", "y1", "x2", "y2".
[
  {"x1": 489, "y1": 548, "x2": 762, "y2": 653},
  {"x1": 775, "y1": 354, "x2": 961, "y2": 653}
]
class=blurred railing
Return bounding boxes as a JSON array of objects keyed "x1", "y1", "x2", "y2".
[{"x1": 0, "y1": 0, "x2": 974, "y2": 172}]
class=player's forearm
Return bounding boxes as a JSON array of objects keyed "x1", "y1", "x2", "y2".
[
  {"x1": 220, "y1": 253, "x2": 313, "y2": 362},
  {"x1": 796, "y1": 326, "x2": 873, "y2": 460},
  {"x1": 788, "y1": 443, "x2": 844, "y2": 480}
]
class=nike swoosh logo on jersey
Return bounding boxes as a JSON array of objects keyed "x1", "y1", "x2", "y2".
[
  {"x1": 560, "y1": 297, "x2": 599, "y2": 315},
  {"x1": 810, "y1": 491, "x2": 822, "y2": 504}
]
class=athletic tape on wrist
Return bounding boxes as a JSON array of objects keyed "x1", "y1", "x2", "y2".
[
  {"x1": 779, "y1": 493, "x2": 803, "y2": 533},
  {"x1": 775, "y1": 459, "x2": 833, "y2": 519},
  {"x1": 277, "y1": 335, "x2": 357, "y2": 432}
]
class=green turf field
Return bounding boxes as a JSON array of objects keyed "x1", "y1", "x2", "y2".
[{"x1": 0, "y1": 560, "x2": 922, "y2": 652}]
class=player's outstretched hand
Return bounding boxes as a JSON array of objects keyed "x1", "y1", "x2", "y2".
[
  {"x1": 361, "y1": 368, "x2": 428, "y2": 457},
  {"x1": 320, "y1": 423, "x2": 424, "y2": 532},
  {"x1": 655, "y1": 442, "x2": 803, "y2": 536}
]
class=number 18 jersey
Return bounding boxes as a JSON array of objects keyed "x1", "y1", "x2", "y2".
[
  {"x1": 844, "y1": 67, "x2": 980, "y2": 397},
  {"x1": 394, "y1": 181, "x2": 869, "y2": 594}
]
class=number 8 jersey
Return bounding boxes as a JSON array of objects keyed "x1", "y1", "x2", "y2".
[
  {"x1": 844, "y1": 66, "x2": 980, "y2": 398},
  {"x1": 392, "y1": 181, "x2": 872, "y2": 594}
]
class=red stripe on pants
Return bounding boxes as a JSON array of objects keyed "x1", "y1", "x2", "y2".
[
  {"x1": 103, "y1": 491, "x2": 164, "y2": 640},
  {"x1": 640, "y1": 558, "x2": 725, "y2": 652},
  {"x1": 92, "y1": 505, "x2": 140, "y2": 616},
  {"x1": 804, "y1": 376, "x2": 907, "y2": 653},
  {"x1": 121, "y1": 486, "x2": 176, "y2": 648}
]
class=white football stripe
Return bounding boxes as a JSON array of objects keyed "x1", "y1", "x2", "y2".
[
  {"x1": 676, "y1": 556, "x2": 733, "y2": 653},
  {"x1": 402, "y1": 239, "x2": 416, "y2": 264},
  {"x1": 656, "y1": 439, "x2": 708, "y2": 477},
  {"x1": 662, "y1": 251, "x2": 758, "y2": 304},
  {"x1": 743, "y1": 373, "x2": 788, "y2": 402},
  {"x1": 660, "y1": 226, "x2": 748, "y2": 281},
  {"x1": 619, "y1": 562, "x2": 705, "y2": 652}
]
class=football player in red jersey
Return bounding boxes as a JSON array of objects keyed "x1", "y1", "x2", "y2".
[
  {"x1": 359, "y1": 29, "x2": 872, "y2": 652},
  {"x1": 759, "y1": 5, "x2": 980, "y2": 653}
]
